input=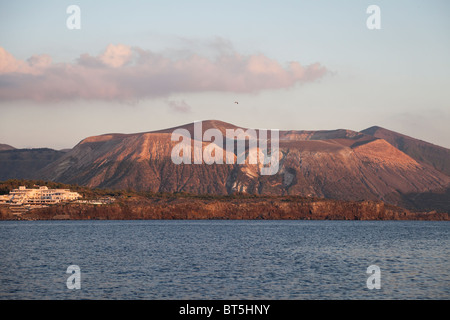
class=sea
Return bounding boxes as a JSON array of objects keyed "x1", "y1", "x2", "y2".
[{"x1": 0, "y1": 220, "x2": 448, "y2": 300}]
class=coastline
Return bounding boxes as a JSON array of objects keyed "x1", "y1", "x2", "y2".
[{"x1": 1, "y1": 195, "x2": 448, "y2": 221}]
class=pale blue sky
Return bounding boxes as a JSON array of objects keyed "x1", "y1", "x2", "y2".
[{"x1": 0, "y1": 0, "x2": 449, "y2": 149}]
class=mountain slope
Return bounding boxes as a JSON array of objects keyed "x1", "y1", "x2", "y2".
[
  {"x1": 0, "y1": 144, "x2": 15, "y2": 151},
  {"x1": 36, "y1": 121, "x2": 449, "y2": 212},
  {"x1": 0, "y1": 148, "x2": 66, "y2": 180},
  {"x1": 361, "y1": 126, "x2": 450, "y2": 176}
]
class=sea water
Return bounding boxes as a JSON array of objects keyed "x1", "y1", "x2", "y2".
[{"x1": 0, "y1": 220, "x2": 448, "y2": 299}]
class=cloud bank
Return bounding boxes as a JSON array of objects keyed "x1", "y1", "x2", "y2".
[{"x1": 0, "y1": 44, "x2": 328, "y2": 102}]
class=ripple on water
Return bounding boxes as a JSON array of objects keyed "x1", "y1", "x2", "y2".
[{"x1": 0, "y1": 220, "x2": 448, "y2": 299}]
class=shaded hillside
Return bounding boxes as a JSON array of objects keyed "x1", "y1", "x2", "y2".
[
  {"x1": 0, "y1": 148, "x2": 66, "y2": 180},
  {"x1": 362, "y1": 126, "x2": 450, "y2": 176},
  {"x1": 400, "y1": 187, "x2": 450, "y2": 213}
]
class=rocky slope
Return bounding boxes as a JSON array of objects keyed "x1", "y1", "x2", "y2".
[
  {"x1": 362, "y1": 126, "x2": 450, "y2": 176},
  {"x1": 35, "y1": 120, "x2": 449, "y2": 212}
]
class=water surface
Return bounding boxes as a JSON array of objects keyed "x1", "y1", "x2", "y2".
[{"x1": 0, "y1": 220, "x2": 448, "y2": 299}]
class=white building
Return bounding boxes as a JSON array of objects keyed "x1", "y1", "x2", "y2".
[{"x1": 5, "y1": 186, "x2": 81, "y2": 205}]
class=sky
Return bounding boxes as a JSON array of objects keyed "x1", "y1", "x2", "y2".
[{"x1": 0, "y1": 0, "x2": 449, "y2": 149}]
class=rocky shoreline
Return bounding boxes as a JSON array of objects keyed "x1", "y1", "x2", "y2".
[{"x1": 1, "y1": 195, "x2": 448, "y2": 221}]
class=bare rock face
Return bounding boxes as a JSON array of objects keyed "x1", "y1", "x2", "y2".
[
  {"x1": 37, "y1": 120, "x2": 450, "y2": 212},
  {"x1": 362, "y1": 126, "x2": 450, "y2": 176}
]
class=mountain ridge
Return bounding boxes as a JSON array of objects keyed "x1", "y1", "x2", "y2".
[
  {"x1": 1, "y1": 121, "x2": 448, "y2": 212},
  {"x1": 0, "y1": 143, "x2": 16, "y2": 151},
  {"x1": 31, "y1": 120, "x2": 449, "y2": 212},
  {"x1": 361, "y1": 126, "x2": 450, "y2": 176}
]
